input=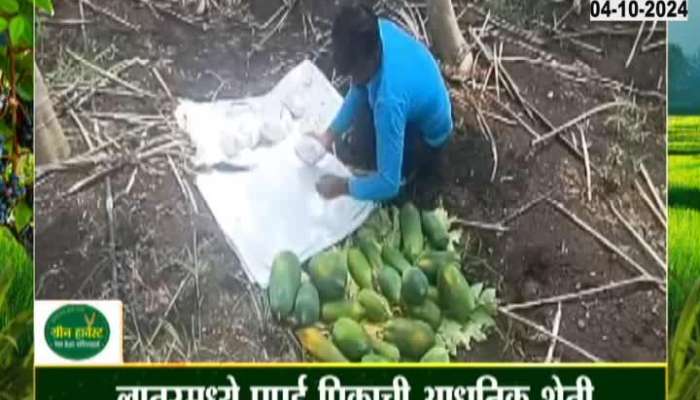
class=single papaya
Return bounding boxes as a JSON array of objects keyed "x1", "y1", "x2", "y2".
[
  {"x1": 357, "y1": 234, "x2": 383, "y2": 270},
  {"x1": 361, "y1": 353, "x2": 391, "y2": 363},
  {"x1": 370, "y1": 338, "x2": 401, "y2": 362},
  {"x1": 382, "y1": 246, "x2": 412, "y2": 274},
  {"x1": 377, "y1": 267, "x2": 402, "y2": 305},
  {"x1": 293, "y1": 281, "x2": 320, "y2": 327},
  {"x1": 421, "y1": 210, "x2": 449, "y2": 250},
  {"x1": 407, "y1": 299, "x2": 442, "y2": 330},
  {"x1": 357, "y1": 289, "x2": 392, "y2": 322},
  {"x1": 384, "y1": 318, "x2": 435, "y2": 360},
  {"x1": 401, "y1": 267, "x2": 429, "y2": 306},
  {"x1": 348, "y1": 248, "x2": 374, "y2": 289},
  {"x1": 437, "y1": 263, "x2": 476, "y2": 322},
  {"x1": 321, "y1": 300, "x2": 365, "y2": 323},
  {"x1": 309, "y1": 251, "x2": 347, "y2": 301},
  {"x1": 332, "y1": 318, "x2": 371, "y2": 361},
  {"x1": 400, "y1": 203, "x2": 423, "y2": 262},
  {"x1": 296, "y1": 327, "x2": 348, "y2": 362},
  {"x1": 268, "y1": 251, "x2": 302, "y2": 319}
]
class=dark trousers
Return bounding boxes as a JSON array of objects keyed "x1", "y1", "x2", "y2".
[{"x1": 333, "y1": 100, "x2": 448, "y2": 184}]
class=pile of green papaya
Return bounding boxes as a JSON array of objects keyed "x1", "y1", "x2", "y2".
[{"x1": 266, "y1": 202, "x2": 498, "y2": 363}]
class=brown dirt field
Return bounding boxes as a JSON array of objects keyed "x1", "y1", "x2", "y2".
[{"x1": 36, "y1": 0, "x2": 666, "y2": 362}]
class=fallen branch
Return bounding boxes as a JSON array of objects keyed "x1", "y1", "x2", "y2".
[
  {"x1": 545, "y1": 302, "x2": 562, "y2": 363},
  {"x1": 580, "y1": 128, "x2": 592, "y2": 202},
  {"x1": 635, "y1": 179, "x2": 667, "y2": 229},
  {"x1": 639, "y1": 163, "x2": 667, "y2": 219},
  {"x1": 609, "y1": 202, "x2": 666, "y2": 273},
  {"x1": 81, "y1": 0, "x2": 141, "y2": 32},
  {"x1": 503, "y1": 275, "x2": 655, "y2": 311},
  {"x1": 532, "y1": 102, "x2": 631, "y2": 146},
  {"x1": 500, "y1": 193, "x2": 549, "y2": 225},
  {"x1": 625, "y1": 21, "x2": 645, "y2": 68},
  {"x1": 454, "y1": 218, "x2": 509, "y2": 232},
  {"x1": 499, "y1": 308, "x2": 602, "y2": 362},
  {"x1": 66, "y1": 48, "x2": 155, "y2": 98},
  {"x1": 547, "y1": 199, "x2": 664, "y2": 286}
]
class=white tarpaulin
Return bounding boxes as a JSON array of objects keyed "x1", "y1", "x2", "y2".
[{"x1": 175, "y1": 60, "x2": 375, "y2": 287}]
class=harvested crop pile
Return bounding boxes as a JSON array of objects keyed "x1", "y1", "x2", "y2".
[{"x1": 267, "y1": 202, "x2": 498, "y2": 362}]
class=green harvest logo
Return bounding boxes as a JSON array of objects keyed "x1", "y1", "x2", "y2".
[{"x1": 44, "y1": 304, "x2": 111, "y2": 360}]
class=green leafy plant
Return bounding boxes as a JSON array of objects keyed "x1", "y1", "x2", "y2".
[
  {"x1": 0, "y1": 228, "x2": 34, "y2": 400},
  {"x1": 669, "y1": 278, "x2": 700, "y2": 400}
]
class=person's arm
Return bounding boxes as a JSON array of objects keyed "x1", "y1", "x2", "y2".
[
  {"x1": 328, "y1": 85, "x2": 367, "y2": 136},
  {"x1": 348, "y1": 98, "x2": 406, "y2": 201}
]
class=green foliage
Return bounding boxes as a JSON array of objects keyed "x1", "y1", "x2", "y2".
[
  {"x1": 669, "y1": 116, "x2": 700, "y2": 330},
  {"x1": 0, "y1": 0, "x2": 40, "y2": 398},
  {"x1": 0, "y1": 0, "x2": 34, "y2": 249},
  {"x1": 669, "y1": 280, "x2": 700, "y2": 400},
  {"x1": 669, "y1": 115, "x2": 700, "y2": 400},
  {"x1": 0, "y1": 227, "x2": 33, "y2": 400}
]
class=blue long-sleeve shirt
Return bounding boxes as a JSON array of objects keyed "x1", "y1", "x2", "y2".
[{"x1": 329, "y1": 18, "x2": 453, "y2": 201}]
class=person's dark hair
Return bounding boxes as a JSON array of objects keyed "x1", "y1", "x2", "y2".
[{"x1": 331, "y1": 4, "x2": 380, "y2": 78}]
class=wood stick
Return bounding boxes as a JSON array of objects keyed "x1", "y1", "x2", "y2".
[
  {"x1": 609, "y1": 202, "x2": 666, "y2": 273},
  {"x1": 639, "y1": 163, "x2": 667, "y2": 218},
  {"x1": 455, "y1": 218, "x2": 509, "y2": 232},
  {"x1": 580, "y1": 128, "x2": 592, "y2": 202},
  {"x1": 532, "y1": 102, "x2": 630, "y2": 145},
  {"x1": 81, "y1": 0, "x2": 141, "y2": 32},
  {"x1": 635, "y1": 179, "x2": 667, "y2": 229},
  {"x1": 503, "y1": 275, "x2": 654, "y2": 311},
  {"x1": 545, "y1": 302, "x2": 562, "y2": 363},
  {"x1": 475, "y1": 108, "x2": 498, "y2": 182},
  {"x1": 68, "y1": 109, "x2": 95, "y2": 150},
  {"x1": 66, "y1": 48, "x2": 155, "y2": 98},
  {"x1": 625, "y1": 21, "x2": 645, "y2": 68},
  {"x1": 500, "y1": 193, "x2": 549, "y2": 225},
  {"x1": 151, "y1": 67, "x2": 174, "y2": 100},
  {"x1": 644, "y1": 20, "x2": 659, "y2": 44},
  {"x1": 499, "y1": 308, "x2": 602, "y2": 361},
  {"x1": 547, "y1": 199, "x2": 664, "y2": 285}
]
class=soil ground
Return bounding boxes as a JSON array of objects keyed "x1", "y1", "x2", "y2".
[{"x1": 36, "y1": 0, "x2": 666, "y2": 362}]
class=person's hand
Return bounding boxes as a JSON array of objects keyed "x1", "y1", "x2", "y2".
[
  {"x1": 316, "y1": 174, "x2": 349, "y2": 199},
  {"x1": 306, "y1": 130, "x2": 334, "y2": 152}
]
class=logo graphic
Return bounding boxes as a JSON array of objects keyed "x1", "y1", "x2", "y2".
[{"x1": 44, "y1": 304, "x2": 111, "y2": 360}]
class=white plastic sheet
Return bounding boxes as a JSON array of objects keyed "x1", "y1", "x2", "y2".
[{"x1": 175, "y1": 60, "x2": 375, "y2": 287}]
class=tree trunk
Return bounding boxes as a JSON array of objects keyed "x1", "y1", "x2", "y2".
[
  {"x1": 35, "y1": 63, "x2": 70, "y2": 165},
  {"x1": 427, "y1": 0, "x2": 473, "y2": 75}
]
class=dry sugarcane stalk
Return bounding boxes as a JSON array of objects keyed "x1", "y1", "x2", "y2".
[
  {"x1": 167, "y1": 155, "x2": 198, "y2": 213},
  {"x1": 642, "y1": 40, "x2": 665, "y2": 53},
  {"x1": 81, "y1": 0, "x2": 141, "y2": 32},
  {"x1": 609, "y1": 202, "x2": 666, "y2": 273},
  {"x1": 491, "y1": 98, "x2": 541, "y2": 139},
  {"x1": 547, "y1": 199, "x2": 664, "y2": 286},
  {"x1": 475, "y1": 108, "x2": 498, "y2": 182},
  {"x1": 66, "y1": 48, "x2": 155, "y2": 98},
  {"x1": 151, "y1": 67, "x2": 174, "y2": 100},
  {"x1": 532, "y1": 102, "x2": 631, "y2": 146},
  {"x1": 545, "y1": 302, "x2": 562, "y2": 363},
  {"x1": 644, "y1": 20, "x2": 659, "y2": 44},
  {"x1": 500, "y1": 192, "x2": 550, "y2": 225},
  {"x1": 521, "y1": 98, "x2": 603, "y2": 176},
  {"x1": 635, "y1": 179, "x2": 667, "y2": 229},
  {"x1": 625, "y1": 21, "x2": 646, "y2": 68},
  {"x1": 499, "y1": 308, "x2": 602, "y2": 361},
  {"x1": 454, "y1": 218, "x2": 509, "y2": 232},
  {"x1": 68, "y1": 109, "x2": 96, "y2": 150},
  {"x1": 106, "y1": 177, "x2": 118, "y2": 297},
  {"x1": 580, "y1": 128, "x2": 592, "y2": 202},
  {"x1": 482, "y1": 110, "x2": 516, "y2": 126},
  {"x1": 503, "y1": 275, "x2": 654, "y2": 311},
  {"x1": 639, "y1": 163, "x2": 667, "y2": 218}
]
